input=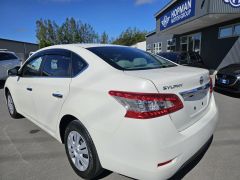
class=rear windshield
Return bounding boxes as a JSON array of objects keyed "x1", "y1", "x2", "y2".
[
  {"x1": 0, "y1": 52, "x2": 18, "y2": 61},
  {"x1": 87, "y1": 46, "x2": 176, "y2": 70}
]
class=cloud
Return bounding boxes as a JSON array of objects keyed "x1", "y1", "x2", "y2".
[{"x1": 134, "y1": 0, "x2": 154, "y2": 5}]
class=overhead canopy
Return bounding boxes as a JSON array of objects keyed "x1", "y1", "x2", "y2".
[{"x1": 161, "y1": 13, "x2": 240, "y2": 35}]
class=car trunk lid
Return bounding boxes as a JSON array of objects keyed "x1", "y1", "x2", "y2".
[{"x1": 124, "y1": 66, "x2": 211, "y2": 131}]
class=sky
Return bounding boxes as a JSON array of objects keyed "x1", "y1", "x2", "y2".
[{"x1": 0, "y1": 0, "x2": 170, "y2": 43}]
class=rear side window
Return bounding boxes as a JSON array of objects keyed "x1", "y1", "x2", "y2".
[
  {"x1": 22, "y1": 56, "x2": 44, "y2": 77},
  {"x1": 42, "y1": 54, "x2": 71, "y2": 77},
  {"x1": 72, "y1": 53, "x2": 88, "y2": 77},
  {"x1": 0, "y1": 52, "x2": 18, "y2": 61}
]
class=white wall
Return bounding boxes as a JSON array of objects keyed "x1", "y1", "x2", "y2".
[{"x1": 131, "y1": 41, "x2": 146, "y2": 51}]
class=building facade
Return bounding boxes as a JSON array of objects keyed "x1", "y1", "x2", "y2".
[
  {"x1": 0, "y1": 38, "x2": 39, "y2": 61},
  {"x1": 146, "y1": 0, "x2": 240, "y2": 70}
]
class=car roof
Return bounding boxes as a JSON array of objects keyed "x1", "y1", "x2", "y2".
[
  {"x1": 72, "y1": 44, "x2": 124, "y2": 48},
  {"x1": 40, "y1": 44, "x2": 128, "y2": 51}
]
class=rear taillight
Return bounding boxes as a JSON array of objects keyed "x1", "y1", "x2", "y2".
[
  {"x1": 210, "y1": 77, "x2": 213, "y2": 93},
  {"x1": 109, "y1": 91, "x2": 183, "y2": 119}
]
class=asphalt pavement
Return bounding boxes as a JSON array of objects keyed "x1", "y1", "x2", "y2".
[{"x1": 0, "y1": 83, "x2": 240, "y2": 180}]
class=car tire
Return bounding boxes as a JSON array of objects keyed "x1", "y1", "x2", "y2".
[
  {"x1": 6, "y1": 92, "x2": 21, "y2": 119},
  {"x1": 64, "y1": 120, "x2": 103, "y2": 180}
]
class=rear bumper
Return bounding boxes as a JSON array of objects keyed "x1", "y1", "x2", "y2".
[
  {"x1": 169, "y1": 135, "x2": 213, "y2": 179},
  {"x1": 96, "y1": 95, "x2": 218, "y2": 180}
]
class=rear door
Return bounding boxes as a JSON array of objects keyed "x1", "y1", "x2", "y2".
[{"x1": 32, "y1": 50, "x2": 72, "y2": 133}]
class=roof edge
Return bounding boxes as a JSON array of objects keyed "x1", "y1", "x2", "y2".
[
  {"x1": 0, "y1": 38, "x2": 38, "y2": 45},
  {"x1": 146, "y1": 31, "x2": 156, "y2": 37},
  {"x1": 154, "y1": 0, "x2": 177, "y2": 18}
]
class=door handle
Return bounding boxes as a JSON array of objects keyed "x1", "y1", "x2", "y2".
[
  {"x1": 26, "y1": 88, "x2": 32, "y2": 91},
  {"x1": 52, "y1": 93, "x2": 63, "y2": 98}
]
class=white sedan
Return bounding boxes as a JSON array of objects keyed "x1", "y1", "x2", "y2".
[
  {"x1": 0, "y1": 50, "x2": 21, "y2": 80},
  {"x1": 4, "y1": 44, "x2": 218, "y2": 180}
]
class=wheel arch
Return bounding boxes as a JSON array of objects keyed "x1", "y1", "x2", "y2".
[
  {"x1": 59, "y1": 114, "x2": 80, "y2": 144},
  {"x1": 4, "y1": 87, "x2": 9, "y2": 98}
]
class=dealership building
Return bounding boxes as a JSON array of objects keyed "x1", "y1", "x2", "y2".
[
  {"x1": 146, "y1": 0, "x2": 240, "y2": 70},
  {"x1": 0, "y1": 38, "x2": 39, "y2": 61}
]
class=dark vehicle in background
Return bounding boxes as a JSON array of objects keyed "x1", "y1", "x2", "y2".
[
  {"x1": 215, "y1": 64, "x2": 240, "y2": 94},
  {"x1": 158, "y1": 51, "x2": 205, "y2": 68}
]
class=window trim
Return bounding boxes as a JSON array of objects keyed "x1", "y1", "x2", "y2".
[{"x1": 19, "y1": 48, "x2": 89, "y2": 79}]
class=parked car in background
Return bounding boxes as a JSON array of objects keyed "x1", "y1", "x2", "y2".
[
  {"x1": 5, "y1": 44, "x2": 218, "y2": 180},
  {"x1": 0, "y1": 49, "x2": 21, "y2": 80},
  {"x1": 158, "y1": 51, "x2": 205, "y2": 68},
  {"x1": 215, "y1": 64, "x2": 240, "y2": 94}
]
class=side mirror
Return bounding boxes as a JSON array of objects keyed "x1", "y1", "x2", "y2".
[{"x1": 8, "y1": 66, "x2": 20, "y2": 76}]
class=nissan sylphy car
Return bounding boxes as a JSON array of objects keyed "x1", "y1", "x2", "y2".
[{"x1": 5, "y1": 44, "x2": 218, "y2": 180}]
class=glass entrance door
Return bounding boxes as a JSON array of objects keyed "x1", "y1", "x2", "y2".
[{"x1": 180, "y1": 33, "x2": 201, "y2": 54}]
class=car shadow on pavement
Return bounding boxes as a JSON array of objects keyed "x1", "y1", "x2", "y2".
[
  {"x1": 169, "y1": 136, "x2": 213, "y2": 180},
  {"x1": 214, "y1": 88, "x2": 240, "y2": 98},
  {"x1": 94, "y1": 170, "x2": 113, "y2": 180},
  {"x1": 0, "y1": 80, "x2": 5, "y2": 89}
]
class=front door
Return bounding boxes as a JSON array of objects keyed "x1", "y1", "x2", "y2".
[
  {"x1": 16, "y1": 56, "x2": 44, "y2": 120},
  {"x1": 33, "y1": 53, "x2": 71, "y2": 133}
]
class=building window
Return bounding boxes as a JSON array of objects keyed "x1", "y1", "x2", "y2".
[
  {"x1": 146, "y1": 44, "x2": 152, "y2": 53},
  {"x1": 234, "y1": 24, "x2": 240, "y2": 36},
  {"x1": 167, "y1": 39, "x2": 176, "y2": 52},
  {"x1": 219, "y1": 23, "x2": 240, "y2": 39},
  {"x1": 153, "y1": 42, "x2": 162, "y2": 54},
  {"x1": 180, "y1": 36, "x2": 188, "y2": 51},
  {"x1": 219, "y1": 27, "x2": 233, "y2": 38}
]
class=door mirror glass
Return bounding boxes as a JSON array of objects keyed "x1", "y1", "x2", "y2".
[{"x1": 8, "y1": 66, "x2": 20, "y2": 76}]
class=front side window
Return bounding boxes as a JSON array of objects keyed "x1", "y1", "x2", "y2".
[
  {"x1": 0, "y1": 52, "x2": 18, "y2": 61},
  {"x1": 22, "y1": 56, "x2": 44, "y2": 77},
  {"x1": 87, "y1": 46, "x2": 176, "y2": 71},
  {"x1": 42, "y1": 54, "x2": 71, "y2": 77}
]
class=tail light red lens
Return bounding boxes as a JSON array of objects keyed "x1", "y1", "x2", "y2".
[
  {"x1": 210, "y1": 77, "x2": 213, "y2": 93},
  {"x1": 109, "y1": 91, "x2": 183, "y2": 119}
]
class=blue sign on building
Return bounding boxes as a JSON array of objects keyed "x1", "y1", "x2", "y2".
[
  {"x1": 160, "y1": 0, "x2": 196, "y2": 31},
  {"x1": 223, "y1": 0, "x2": 240, "y2": 8}
]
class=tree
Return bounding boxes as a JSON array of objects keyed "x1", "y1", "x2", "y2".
[
  {"x1": 112, "y1": 27, "x2": 147, "y2": 46},
  {"x1": 100, "y1": 31, "x2": 109, "y2": 44},
  {"x1": 36, "y1": 18, "x2": 98, "y2": 48}
]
